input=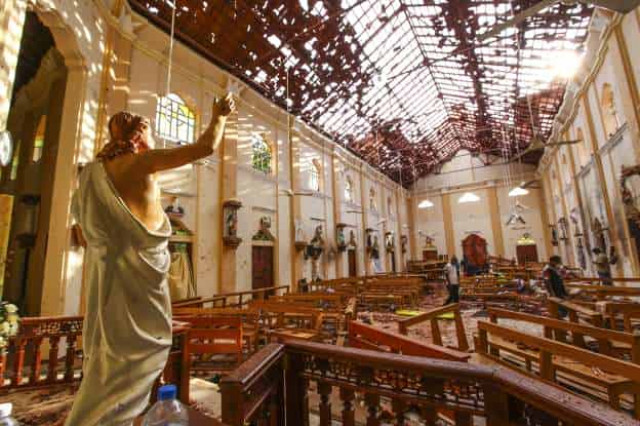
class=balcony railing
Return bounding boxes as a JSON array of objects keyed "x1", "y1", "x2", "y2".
[{"x1": 221, "y1": 340, "x2": 636, "y2": 425}]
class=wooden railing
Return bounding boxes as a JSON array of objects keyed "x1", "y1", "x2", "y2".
[
  {"x1": 172, "y1": 285, "x2": 290, "y2": 308},
  {"x1": 220, "y1": 340, "x2": 635, "y2": 425},
  {"x1": 397, "y1": 303, "x2": 469, "y2": 352},
  {"x1": 1, "y1": 316, "x2": 191, "y2": 404}
]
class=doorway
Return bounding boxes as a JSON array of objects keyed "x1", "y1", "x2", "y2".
[
  {"x1": 252, "y1": 245, "x2": 274, "y2": 294},
  {"x1": 516, "y1": 244, "x2": 539, "y2": 265},
  {"x1": 1, "y1": 12, "x2": 67, "y2": 315},
  {"x1": 348, "y1": 249, "x2": 357, "y2": 277},
  {"x1": 390, "y1": 251, "x2": 396, "y2": 273}
]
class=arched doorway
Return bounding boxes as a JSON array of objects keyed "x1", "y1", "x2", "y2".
[{"x1": 0, "y1": 11, "x2": 70, "y2": 315}]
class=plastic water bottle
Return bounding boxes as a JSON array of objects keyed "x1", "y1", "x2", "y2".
[
  {"x1": 0, "y1": 403, "x2": 18, "y2": 426},
  {"x1": 142, "y1": 384, "x2": 188, "y2": 425}
]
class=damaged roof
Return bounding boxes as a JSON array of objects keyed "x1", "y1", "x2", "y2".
[{"x1": 130, "y1": 0, "x2": 592, "y2": 186}]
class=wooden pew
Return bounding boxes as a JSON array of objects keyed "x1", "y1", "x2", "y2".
[
  {"x1": 178, "y1": 316, "x2": 244, "y2": 374},
  {"x1": 249, "y1": 301, "x2": 326, "y2": 342},
  {"x1": 604, "y1": 302, "x2": 640, "y2": 333},
  {"x1": 348, "y1": 321, "x2": 470, "y2": 362},
  {"x1": 548, "y1": 298, "x2": 604, "y2": 335},
  {"x1": 397, "y1": 303, "x2": 469, "y2": 352},
  {"x1": 173, "y1": 307, "x2": 262, "y2": 353},
  {"x1": 172, "y1": 285, "x2": 290, "y2": 309},
  {"x1": 487, "y1": 307, "x2": 640, "y2": 361},
  {"x1": 566, "y1": 282, "x2": 640, "y2": 301},
  {"x1": 476, "y1": 320, "x2": 640, "y2": 417}
]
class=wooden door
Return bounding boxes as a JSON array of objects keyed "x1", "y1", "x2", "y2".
[
  {"x1": 516, "y1": 245, "x2": 538, "y2": 264},
  {"x1": 462, "y1": 234, "x2": 488, "y2": 273},
  {"x1": 252, "y1": 246, "x2": 274, "y2": 293},
  {"x1": 390, "y1": 251, "x2": 396, "y2": 273},
  {"x1": 348, "y1": 249, "x2": 357, "y2": 277}
]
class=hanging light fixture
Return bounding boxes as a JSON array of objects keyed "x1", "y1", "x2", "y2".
[
  {"x1": 508, "y1": 186, "x2": 529, "y2": 197},
  {"x1": 418, "y1": 199, "x2": 434, "y2": 209},
  {"x1": 458, "y1": 192, "x2": 480, "y2": 204}
]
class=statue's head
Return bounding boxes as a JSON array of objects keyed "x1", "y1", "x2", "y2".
[{"x1": 97, "y1": 111, "x2": 153, "y2": 160}]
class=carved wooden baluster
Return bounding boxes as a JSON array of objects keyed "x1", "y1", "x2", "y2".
[
  {"x1": 268, "y1": 386, "x2": 281, "y2": 426},
  {"x1": 392, "y1": 398, "x2": 406, "y2": 426},
  {"x1": 47, "y1": 336, "x2": 61, "y2": 383},
  {"x1": 29, "y1": 337, "x2": 44, "y2": 385},
  {"x1": 420, "y1": 405, "x2": 438, "y2": 426},
  {"x1": 421, "y1": 377, "x2": 444, "y2": 425},
  {"x1": 0, "y1": 350, "x2": 6, "y2": 387},
  {"x1": 65, "y1": 335, "x2": 78, "y2": 381},
  {"x1": 12, "y1": 339, "x2": 26, "y2": 386},
  {"x1": 364, "y1": 393, "x2": 380, "y2": 426},
  {"x1": 318, "y1": 381, "x2": 332, "y2": 426},
  {"x1": 340, "y1": 387, "x2": 355, "y2": 426}
]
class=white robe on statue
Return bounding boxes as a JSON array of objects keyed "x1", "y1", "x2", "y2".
[{"x1": 65, "y1": 162, "x2": 172, "y2": 426}]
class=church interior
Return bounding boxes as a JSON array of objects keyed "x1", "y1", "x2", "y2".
[{"x1": 1, "y1": 0, "x2": 640, "y2": 424}]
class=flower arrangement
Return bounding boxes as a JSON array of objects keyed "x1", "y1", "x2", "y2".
[{"x1": 0, "y1": 302, "x2": 19, "y2": 354}]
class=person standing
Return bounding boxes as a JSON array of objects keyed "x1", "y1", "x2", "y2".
[
  {"x1": 65, "y1": 95, "x2": 235, "y2": 425},
  {"x1": 592, "y1": 248, "x2": 612, "y2": 284},
  {"x1": 444, "y1": 256, "x2": 460, "y2": 305},
  {"x1": 543, "y1": 255, "x2": 568, "y2": 299}
]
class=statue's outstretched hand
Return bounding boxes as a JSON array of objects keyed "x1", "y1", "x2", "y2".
[{"x1": 212, "y1": 93, "x2": 236, "y2": 118}]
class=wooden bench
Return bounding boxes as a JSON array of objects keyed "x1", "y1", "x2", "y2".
[
  {"x1": 397, "y1": 303, "x2": 469, "y2": 352},
  {"x1": 548, "y1": 298, "x2": 604, "y2": 333},
  {"x1": 487, "y1": 307, "x2": 640, "y2": 361},
  {"x1": 348, "y1": 321, "x2": 470, "y2": 362},
  {"x1": 178, "y1": 316, "x2": 244, "y2": 374},
  {"x1": 172, "y1": 285, "x2": 290, "y2": 309},
  {"x1": 173, "y1": 307, "x2": 262, "y2": 353},
  {"x1": 476, "y1": 320, "x2": 640, "y2": 417}
]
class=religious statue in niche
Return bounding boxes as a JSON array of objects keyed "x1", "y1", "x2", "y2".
[
  {"x1": 401, "y1": 235, "x2": 408, "y2": 254},
  {"x1": 306, "y1": 225, "x2": 325, "y2": 259},
  {"x1": 252, "y1": 216, "x2": 275, "y2": 241},
  {"x1": 348, "y1": 230, "x2": 357, "y2": 248},
  {"x1": 222, "y1": 199, "x2": 242, "y2": 248},
  {"x1": 336, "y1": 223, "x2": 347, "y2": 252},
  {"x1": 307, "y1": 225, "x2": 325, "y2": 281},
  {"x1": 385, "y1": 232, "x2": 395, "y2": 253},
  {"x1": 370, "y1": 235, "x2": 380, "y2": 260},
  {"x1": 549, "y1": 224, "x2": 558, "y2": 246},
  {"x1": 570, "y1": 209, "x2": 582, "y2": 237},
  {"x1": 164, "y1": 196, "x2": 185, "y2": 218},
  {"x1": 294, "y1": 219, "x2": 308, "y2": 252},
  {"x1": 366, "y1": 228, "x2": 374, "y2": 251},
  {"x1": 576, "y1": 237, "x2": 587, "y2": 270},
  {"x1": 557, "y1": 217, "x2": 569, "y2": 241},
  {"x1": 591, "y1": 217, "x2": 607, "y2": 251},
  {"x1": 621, "y1": 165, "x2": 640, "y2": 229},
  {"x1": 425, "y1": 235, "x2": 435, "y2": 248}
]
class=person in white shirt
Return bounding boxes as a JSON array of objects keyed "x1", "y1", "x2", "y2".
[{"x1": 444, "y1": 256, "x2": 460, "y2": 305}]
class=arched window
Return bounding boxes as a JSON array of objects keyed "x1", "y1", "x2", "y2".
[
  {"x1": 600, "y1": 83, "x2": 621, "y2": 138},
  {"x1": 251, "y1": 134, "x2": 272, "y2": 174},
  {"x1": 369, "y1": 188, "x2": 377, "y2": 211},
  {"x1": 309, "y1": 159, "x2": 321, "y2": 192},
  {"x1": 344, "y1": 176, "x2": 354, "y2": 202},
  {"x1": 155, "y1": 93, "x2": 196, "y2": 143},
  {"x1": 387, "y1": 196, "x2": 393, "y2": 215}
]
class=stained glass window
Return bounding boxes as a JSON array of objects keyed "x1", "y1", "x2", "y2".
[
  {"x1": 155, "y1": 93, "x2": 196, "y2": 144},
  {"x1": 252, "y1": 135, "x2": 272, "y2": 174}
]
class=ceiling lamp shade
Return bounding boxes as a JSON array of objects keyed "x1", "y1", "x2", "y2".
[
  {"x1": 508, "y1": 186, "x2": 530, "y2": 197},
  {"x1": 458, "y1": 192, "x2": 480, "y2": 204},
  {"x1": 418, "y1": 199, "x2": 434, "y2": 209}
]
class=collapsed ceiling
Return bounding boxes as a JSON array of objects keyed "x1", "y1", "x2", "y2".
[{"x1": 129, "y1": 0, "x2": 592, "y2": 186}]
